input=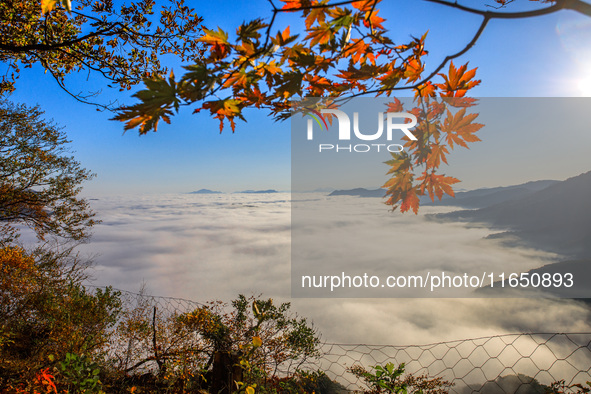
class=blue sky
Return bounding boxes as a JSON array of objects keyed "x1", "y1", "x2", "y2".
[{"x1": 5, "y1": 0, "x2": 591, "y2": 195}]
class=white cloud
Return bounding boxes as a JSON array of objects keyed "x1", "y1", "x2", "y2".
[{"x1": 80, "y1": 193, "x2": 591, "y2": 347}]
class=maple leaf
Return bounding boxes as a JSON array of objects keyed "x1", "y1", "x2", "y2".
[
  {"x1": 305, "y1": 7, "x2": 326, "y2": 29},
  {"x1": 237, "y1": 18, "x2": 267, "y2": 42},
  {"x1": 239, "y1": 85, "x2": 267, "y2": 108},
  {"x1": 428, "y1": 101, "x2": 446, "y2": 118},
  {"x1": 383, "y1": 170, "x2": 414, "y2": 196},
  {"x1": 272, "y1": 26, "x2": 299, "y2": 47},
  {"x1": 400, "y1": 188, "x2": 420, "y2": 214},
  {"x1": 436, "y1": 61, "x2": 481, "y2": 97},
  {"x1": 307, "y1": 24, "x2": 334, "y2": 46},
  {"x1": 352, "y1": 0, "x2": 380, "y2": 12},
  {"x1": 305, "y1": 75, "x2": 332, "y2": 95},
  {"x1": 415, "y1": 81, "x2": 436, "y2": 99},
  {"x1": 113, "y1": 72, "x2": 179, "y2": 134},
  {"x1": 384, "y1": 170, "x2": 421, "y2": 214},
  {"x1": 41, "y1": 0, "x2": 57, "y2": 14},
  {"x1": 425, "y1": 143, "x2": 449, "y2": 168},
  {"x1": 441, "y1": 108, "x2": 483, "y2": 149},
  {"x1": 275, "y1": 72, "x2": 304, "y2": 98},
  {"x1": 281, "y1": 0, "x2": 310, "y2": 10},
  {"x1": 237, "y1": 41, "x2": 257, "y2": 58},
  {"x1": 198, "y1": 27, "x2": 229, "y2": 45},
  {"x1": 377, "y1": 66, "x2": 403, "y2": 89},
  {"x1": 199, "y1": 27, "x2": 231, "y2": 59},
  {"x1": 363, "y1": 9, "x2": 385, "y2": 30},
  {"x1": 257, "y1": 61, "x2": 282, "y2": 77},
  {"x1": 386, "y1": 98, "x2": 404, "y2": 113},
  {"x1": 417, "y1": 172, "x2": 460, "y2": 201},
  {"x1": 200, "y1": 98, "x2": 246, "y2": 132},
  {"x1": 36, "y1": 368, "x2": 57, "y2": 393},
  {"x1": 222, "y1": 69, "x2": 251, "y2": 89},
  {"x1": 41, "y1": 0, "x2": 71, "y2": 14},
  {"x1": 404, "y1": 58, "x2": 424, "y2": 83},
  {"x1": 384, "y1": 151, "x2": 411, "y2": 175},
  {"x1": 342, "y1": 39, "x2": 369, "y2": 65}
]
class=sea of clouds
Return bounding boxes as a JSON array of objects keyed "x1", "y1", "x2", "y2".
[{"x1": 79, "y1": 193, "x2": 591, "y2": 346}]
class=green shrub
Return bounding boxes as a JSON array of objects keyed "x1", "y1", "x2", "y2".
[
  {"x1": 350, "y1": 362, "x2": 453, "y2": 394},
  {"x1": 58, "y1": 352, "x2": 104, "y2": 394}
]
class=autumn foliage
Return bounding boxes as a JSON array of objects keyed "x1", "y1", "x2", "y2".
[
  {"x1": 382, "y1": 85, "x2": 483, "y2": 213},
  {"x1": 0, "y1": 101, "x2": 96, "y2": 243},
  {"x1": 0, "y1": 0, "x2": 203, "y2": 107},
  {"x1": 113, "y1": 0, "x2": 485, "y2": 213}
]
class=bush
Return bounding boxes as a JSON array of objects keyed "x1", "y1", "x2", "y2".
[
  {"x1": 350, "y1": 362, "x2": 453, "y2": 394},
  {"x1": 109, "y1": 294, "x2": 321, "y2": 393},
  {"x1": 57, "y1": 353, "x2": 104, "y2": 394},
  {"x1": 0, "y1": 245, "x2": 121, "y2": 391}
]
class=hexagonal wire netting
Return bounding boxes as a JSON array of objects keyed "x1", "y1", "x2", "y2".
[
  {"x1": 309, "y1": 334, "x2": 591, "y2": 393},
  {"x1": 96, "y1": 287, "x2": 591, "y2": 393}
]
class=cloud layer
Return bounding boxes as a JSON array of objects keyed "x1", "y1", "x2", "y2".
[{"x1": 80, "y1": 193, "x2": 591, "y2": 347}]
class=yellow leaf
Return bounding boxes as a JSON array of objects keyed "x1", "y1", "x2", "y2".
[
  {"x1": 41, "y1": 0, "x2": 70, "y2": 14},
  {"x1": 41, "y1": 0, "x2": 58, "y2": 14},
  {"x1": 252, "y1": 336, "x2": 263, "y2": 347},
  {"x1": 246, "y1": 386, "x2": 255, "y2": 394}
]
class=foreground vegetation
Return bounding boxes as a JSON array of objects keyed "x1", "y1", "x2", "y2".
[
  {"x1": 0, "y1": 249, "x2": 323, "y2": 393},
  {"x1": 0, "y1": 242, "x2": 451, "y2": 393}
]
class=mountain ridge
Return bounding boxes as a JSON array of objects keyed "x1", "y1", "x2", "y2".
[{"x1": 434, "y1": 171, "x2": 591, "y2": 258}]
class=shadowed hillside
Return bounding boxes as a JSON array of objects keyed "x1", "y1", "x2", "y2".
[{"x1": 433, "y1": 171, "x2": 591, "y2": 258}]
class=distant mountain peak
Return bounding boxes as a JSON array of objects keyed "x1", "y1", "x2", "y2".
[
  {"x1": 189, "y1": 189, "x2": 222, "y2": 194},
  {"x1": 328, "y1": 188, "x2": 385, "y2": 198},
  {"x1": 236, "y1": 189, "x2": 278, "y2": 194}
]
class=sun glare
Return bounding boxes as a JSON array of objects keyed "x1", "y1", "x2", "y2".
[{"x1": 577, "y1": 76, "x2": 591, "y2": 96}]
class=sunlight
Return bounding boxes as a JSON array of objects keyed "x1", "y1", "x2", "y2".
[
  {"x1": 556, "y1": 14, "x2": 591, "y2": 96},
  {"x1": 577, "y1": 76, "x2": 591, "y2": 96}
]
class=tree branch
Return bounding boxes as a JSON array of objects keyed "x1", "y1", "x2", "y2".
[
  {"x1": 563, "y1": 0, "x2": 591, "y2": 16},
  {"x1": 423, "y1": 0, "x2": 582, "y2": 19},
  {"x1": 347, "y1": 14, "x2": 490, "y2": 98},
  {"x1": 0, "y1": 27, "x2": 120, "y2": 54}
]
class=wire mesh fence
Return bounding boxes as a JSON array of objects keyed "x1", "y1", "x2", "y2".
[
  {"x1": 312, "y1": 334, "x2": 591, "y2": 393},
  {"x1": 98, "y1": 287, "x2": 591, "y2": 393}
]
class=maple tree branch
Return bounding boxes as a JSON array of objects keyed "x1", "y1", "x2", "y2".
[
  {"x1": 423, "y1": 0, "x2": 577, "y2": 19},
  {"x1": 275, "y1": 0, "x2": 373, "y2": 12},
  {"x1": 486, "y1": 0, "x2": 516, "y2": 9},
  {"x1": 56, "y1": 48, "x2": 113, "y2": 81},
  {"x1": 0, "y1": 20, "x2": 186, "y2": 56},
  {"x1": 346, "y1": 14, "x2": 490, "y2": 98},
  {"x1": 72, "y1": 10, "x2": 198, "y2": 43},
  {"x1": 562, "y1": 0, "x2": 591, "y2": 16},
  {"x1": 0, "y1": 27, "x2": 119, "y2": 54},
  {"x1": 263, "y1": 8, "x2": 279, "y2": 51},
  {"x1": 367, "y1": 0, "x2": 379, "y2": 31},
  {"x1": 404, "y1": 16, "x2": 490, "y2": 89},
  {"x1": 37, "y1": 54, "x2": 115, "y2": 111}
]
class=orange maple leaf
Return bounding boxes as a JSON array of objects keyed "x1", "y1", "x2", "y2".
[
  {"x1": 441, "y1": 108, "x2": 483, "y2": 148},
  {"x1": 363, "y1": 11, "x2": 385, "y2": 30},
  {"x1": 404, "y1": 58, "x2": 424, "y2": 83},
  {"x1": 436, "y1": 61, "x2": 480, "y2": 97},
  {"x1": 352, "y1": 0, "x2": 379, "y2": 12},
  {"x1": 418, "y1": 172, "x2": 460, "y2": 201},
  {"x1": 400, "y1": 188, "x2": 420, "y2": 214},
  {"x1": 308, "y1": 25, "x2": 333, "y2": 46},
  {"x1": 305, "y1": 7, "x2": 326, "y2": 29}
]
